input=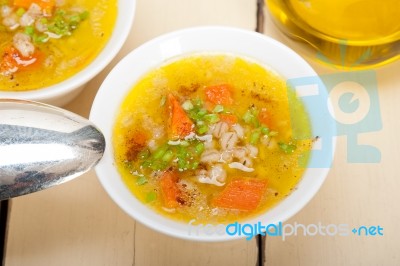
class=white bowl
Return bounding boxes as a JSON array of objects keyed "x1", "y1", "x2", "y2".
[
  {"x1": 0, "y1": 0, "x2": 136, "y2": 106},
  {"x1": 90, "y1": 26, "x2": 336, "y2": 241}
]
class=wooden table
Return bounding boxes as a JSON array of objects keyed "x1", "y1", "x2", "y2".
[{"x1": 3, "y1": 1, "x2": 400, "y2": 265}]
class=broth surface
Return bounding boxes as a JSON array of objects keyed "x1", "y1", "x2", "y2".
[
  {"x1": 0, "y1": 0, "x2": 117, "y2": 91},
  {"x1": 113, "y1": 54, "x2": 313, "y2": 224}
]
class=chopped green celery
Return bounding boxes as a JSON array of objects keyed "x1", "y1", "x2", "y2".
[
  {"x1": 177, "y1": 158, "x2": 188, "y2": 170},
  {"x1": 146, "y1": 191, "x2": 157, "y2": 203},
  {"x1": 194, "y1": 142, "x2": 205, "y2": 154},
  {"x1": 243, "y1": 106, "x2": 260, "y2": 127},
  {"x1": 149, "y1": 160, "x2": 168, "y2": 171},
  {"x1": 243, "y1": 110, "x2": 253, "y2": 124},
  {"x1": 162, "y1": 150, "x2": 174, "y2": 162},
  {"x1": 197, "y1": 109, "x2": 207, "y2": 117},
  {"x1": 250, "y1": 130, "x2": 261, "y2": 145},
  {"x1": 33, "y1": 34, "x2": 47, "y2": 43},
  {"x1": 176, "y1": 146, "x2": 188, "y2": 159},
  {"x1": 79, "y1": 10, "x2": 89, "y2": 20},
  {"x1": 16, "y1": 7, "x2": 25, "y2": 16},
  {"x1": 136, "y1": 176, "x2": 147, "y2": 185},
  {"x1": 152, "y1": 145, "x2": 169, "y2": 160},
  {"x1": 187, "y1": 104, "x2": 209, "y2": 121},
  {"x1": 69, "y1": 15, "x2": 81, "y2": 28},
  {"x1": 141, "y1": 160, "x2": 152, "y2": 168},
  {"x1": 251, "y1": 106, "x2": 259, "y2": 116},
  {"x1": 47, "y1": 9, "x2": 89, "y2": 37},
  {"x1": 48, "y1": 20, "x2": 69, "y2": 36},
  {"x1": 179, "y1": 140, "x2": 190, "y2": 147},
  {"x1": 253, "y1": 118, "x2": 260, "y2": 128},
  {"x1": 40, "y1": 18, "x2": 48, "y2": 24},
  {"x1": 190, "y1": 161, "x2": 199, "y2": 170},
  {"x1": 69, "y1": 14, "x2": 81, "y2": 23},
  {"x1": 212, "y1": 105, "x2": 224, "y2": 113},
  {"x1": 24, "y1": 26, "x2": 35, "y2": 36},
  {"x1": 278, "y1": 142, "x2": 297, "y2": 154},
  {"x1": 182, "y1": 100, "x2": 194, "y2": 110},
  {"x1": 55, "y1": 9, "x2": 66, "y2": 16},
  {"x1": 261, "y1": 126, "x2": 270, "y2": 135},
  {"x1": 196, "y1": 124, "x2": 208, "y2": 135},
  {"x1": 204, "y1": 113, "x2": 220, "y2": 124}
]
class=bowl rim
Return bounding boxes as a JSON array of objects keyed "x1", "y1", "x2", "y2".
[
  {"x1": 90, "y1": 26, "x2": 336, "y2": 242},
  {"x1": 0, "y1": 0, "x2": 136, "y2": 102}
]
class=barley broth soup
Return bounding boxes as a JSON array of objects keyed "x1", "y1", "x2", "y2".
[
  {"x1": 0, "y1": 0, "x2": 117, "y2": 91},
  {"x1": 113, "y1": 54, "x2": 313, "y2": 224}
]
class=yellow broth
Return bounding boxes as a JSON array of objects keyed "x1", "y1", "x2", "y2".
[
  {"x1": 0, "y1": 0, "x2": 117, "y2": 91},
  {"x1": 113, "y1": 54, "x2": 313, "y2": 224}
]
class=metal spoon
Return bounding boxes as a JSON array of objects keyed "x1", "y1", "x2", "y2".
[{"x1": 0, "y1": 99, "x2": 105, "y2": 200}]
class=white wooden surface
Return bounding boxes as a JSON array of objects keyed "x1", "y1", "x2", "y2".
[{"x1": 4, "y1": 1, "x2": 400, "y2": 265}]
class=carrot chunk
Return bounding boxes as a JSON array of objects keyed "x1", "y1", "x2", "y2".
[
  {"x1": 160, "y1": 170, "x2": 181, "y2": 208},
  {"x1": 258, "y1": 108, "x2": 273, "y2": 129},
  {"x1": 168, "y1": 94, "x2": 194, "y2": 139},
  {"x1": 0, "y1": 46, "x2": 42, "y2": 74},
  {"x1": 0, "y1": 47, "x2": 19, "y2": 74},
  {"x1": 14, "y1": 0, "x2": 55, "y2": 15},
  {"x1": 219, "y1": 113, "x2": 238, "y2": 126},
  {"x1": 213, "y1": 179, "x2": 267, "y2": 211},
  {"x1": 205, "y1": 84, "x2": 233, "y2": 105}
]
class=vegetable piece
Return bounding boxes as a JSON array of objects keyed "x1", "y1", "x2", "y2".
[
  {"x1": 160, "y1": 170, "x2": 181, "y2": 208},
  {"x1": 152, "y1": 144, "x2": 169, "y2": 160},
  {"x1": 205, "y1": 84, "x2": 233, "y2": 105},
  {"x1": 0, "y1": 46, "x2": 42, "y2": 75},
  {"x1": 243, "y1": 107, "x2": 259, "y2": 127},
  {"x1": 278, "y1": 142, "x2": 297, "y2": 154},
  {"x1": 24, "y1": 25, "x2": 35, "y2": 36},
  {"x1": 181, "y1": 100, "x2": 194, "y2": 111},
  {"x1": 16, "y1": 7, "x2": 25, "y2": 16},
  {"x1": 219, "y1": 113, "x2": 238, "y2": 126},
  {"x1": 13, "y1": 0, "x2": 55, "y2": 16},
  {"x1": 168, "y1": 94, "x2": 194, "y2": 139},
  {"x1": 249, "y1": 129, "x2": 261, "y2": 145},
  {"x1": 258, "y1": 108, "x2": 274, "y2": 129},
  {"x1": 260, "y1": 126, "x2": 270, "y2": 135},
  {"x1": 136, "y1": 176, "x2": 147, "y2": 186},
  {"x1": 212, "y1": 179, "x2": 267, "y2": 211},
  {"x1": 204, "y1": 113, "x2": 220, "y2": 124},
  {"x1": 161, "y1": 150, "x2": 174, "y2": 163},
  {"x1": 212, "y1": 105, "x2": 224, "y2": 113},
  {"x1": 196, "y1": 123, "x2": 208, "y2": 135},
  {"x1": 194, "y1": 142, "x2": 205, "y2": 154},
  {"x1": 146, "y1": 191, "x2": 157, "y2": 203},
  {"x1": 0, "y1": 47, "x2": 19, "y2": 74}
]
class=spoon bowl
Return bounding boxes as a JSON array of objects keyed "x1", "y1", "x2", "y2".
[{"x1": 0, "y1": 99, "x2": 105, "y2": 200}]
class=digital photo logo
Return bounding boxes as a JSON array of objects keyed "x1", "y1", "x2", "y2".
[{"x1": 287, "y1": 70, "x2": 382, "y2": 167}]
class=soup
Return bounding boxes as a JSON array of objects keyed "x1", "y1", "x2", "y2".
[
  {"x1": 113, "y1": 54, "x2": 313, "y2": 224},
  {"x1": 0, "y1": 0, "x2": 117, "y2": 91}
]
